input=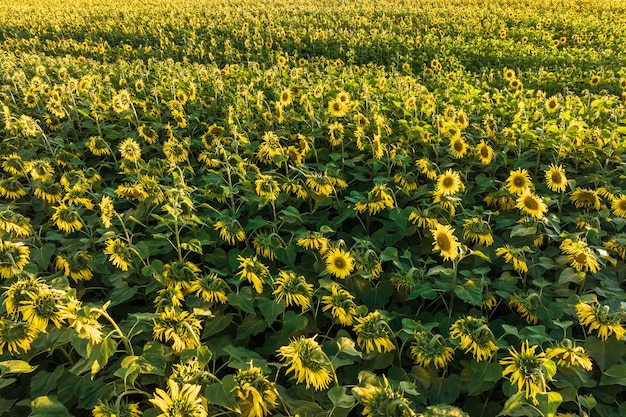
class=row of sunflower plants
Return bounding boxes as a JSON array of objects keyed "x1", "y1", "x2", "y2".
[{"x1": 0, "y1": 0, "x2": 626, "y2": 417}]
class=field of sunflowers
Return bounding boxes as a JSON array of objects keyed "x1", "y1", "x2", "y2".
[{"x1": 1, "y1": 0, "x2": 626, "y2": 416}]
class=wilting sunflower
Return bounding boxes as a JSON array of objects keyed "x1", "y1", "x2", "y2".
[
  {"x1": 495, "y1": 245, "x2": 528, "y2": 273},
  {"x1": 254, "y1": 174, "x2": 280, "y2": 201},
  {"x1": 256, "y1": 131, "x2": 283, "y2": 164},
  {"x1": 0, "y1": 177, "x2": 27, "y2": 200},
  {"x1": 111, "y1": 89, "x2": 132, "y2": 113},
  {"x1": 150, "y1": 379, "x2": 207, "y2": 417},
  {"x1": 253, "y1": 232, "x2": 283, "y2": 260},
  {"x1": 508, "y1": 292, "x2": 539, "y2": 324},
  {"x1": 163, "y1": 260, "x2": 201, "y2": 292},
  {"x1": 236, "y1": 255, "x2": 270, "y2": 294},
  {"x1": 462, "y1": 217, "x2": 494, "y2": 246},
  {"x1": 505, "y1": 168, "x2": 532, "y2": 195},
  {"x1": 353, "y1": 376, "x2": 416, "y2": 417},
  {"x1": 306, "y1": 172, "x2": 335, "y2": 196},
  {"x1": 605, "y1": 234, "x2": 626, "y2": 260},
  {"x1": 2, "y1": 153, "x2": 25, "y2": 175},
  {"x1": 277, "y1": 335, "x2": 334, "y2": 391},
  {"x1": 544, "y1": 164, "x2": 567, "y2": 192},
  {"x1": 234, "y1": 363, "x2": 279, "y2": 417},
  {"x1": 190, "y1": 273, "x2": 229, "y2": 304},
  {"x1": 570, "y1": 188, "x2": 601, "y2": 210},
  {"x1": 500, "y1": 341, "x2": 552, "y2": 404},
  {"x1": 153, "y1": 307, "x2": 203, "y2": 353},
  {"x1": 484, "y1": 190, "x2": 516, "y2": 211},
  {"x1": 0, "y1": 209, "x2": 33, "y2": 238},
  {"x1": 214, "y1": 218, "x2": 246, "y2": 245},
  {"x1": 99, "y1": 195, "x2": 116, "y2": 228},
  {"x1": 545, "y1": 339, "x2": 593, "y2": 371},
  {"x1": 516, "y1": 191, "x2": 548, "y2": 219},
  {"x1": 86, "y1": 136, "x2": 111, "y2": 156},
  {"x1": 321, "y1": 284, "x2": 357, "y2": 326},
  {"x1": 0, "y1": 318, "x2": 39, "y2": 355},
  {"x1": 415, "y1": 158, "x2": 438, "y2": 181},
  {"x1": 353, "y1": 311, "x2": 396, "y2": 354},
  {"x1": 55, "y1": 251, "x2": 94, "y2": 282},
  {"x1": 449, "y1": 316, "x2": 498, "y2": 361},
  {"x1": 325, "y1": 247, "x2": 355, "y2": 279},
  {"x1": 611, "y1": 195, "x2": 626, "y2": 218},
  {"x1": 560, "y1": 238, "x2": 600, "y2": 273},
  {"x1": 576, "y1": 301, "x2": 626, "y2": 341},
  {"x1": 408, "y1": 208, "x2": 439, "y2": 229},
  {"x1": 297, "y1": 231, "x2": 329, "y2": 254},
  {"x1": 119, "y1": 138, "x2": 142, "y2": 162},
  {"x1": 92, "y1": 400, "x2": 142, "y2": 417},
  {"x1": 0, "y1": 240, "x2": 30, "y2": 279},
  {"x1": 25, "y1": 159, "x2": 54, "y2": 182},
  {"x1": 436, "y1": 169, "x2": 464, "y2": 196},
  {"x1": 411, "y1": 331, "x2": 454, "y2": 369},
  {"x1": 430, "y1": 223, "x2": 461, "y2": 261},
  {"x1": 272, "y1": 271, "x2": 314, "y2": 312},
  {"x1": 138, "y1": 124, "x2": 159, "y2": 144},
  {"x1": 103, "y1": 238, "x2": 134, "y2": 271},
  {"x1": 19, "y1": 287, "x2": 67, "y2": 331}
]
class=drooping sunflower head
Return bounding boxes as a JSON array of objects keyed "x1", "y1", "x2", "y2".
[
  {"x1": 576, "y1": 301, "x2": 626, "y2": 341},
  {"x1": 0, "y1": 318, "x2": 39, "y2": 355},
  {"x1": 272, "y1": 271, "x2": 313, "y2": 312},
  {"x1": 0, "y1": 240, "x2": 30, "y2": 279},
  {"x1": 353, "y1": 375, "x2": 416, "y2": 417},
  {"x1": 353, "y1": 310, "x2": 395, "y2": 354},
  {"x1": 499, "y1": 341, "x2": 551, "y2": 404},
  {"x1": 276, "y1": 335, "x2": 333, "y2": 391},
  {"x1": 411, "y1": 331, "x2": 454, "y2": 369},
  {"x1": 570, "y1": 188, "x2": 601, "y2": 210}
]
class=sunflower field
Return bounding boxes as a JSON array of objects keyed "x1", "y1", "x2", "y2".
[{"x1": 1, "y1": 0, "x2": 626, "y2": 416}]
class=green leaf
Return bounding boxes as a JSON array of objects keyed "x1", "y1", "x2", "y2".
[
  {"x1": 536, "y1": 392, "x2": 562, "y2": 417},
  {"x1": 204, "y1": 374, "x2": 240, "y2": 412},
  {"x1": 497, "y1": 390, "x2": 526, "y2": 416},
  {"x1": 30, "y1": 366, "x2": 65, "y2": 396},
  {"x1": 600, "y1": 364, "x2": 626, "y2": 386},
  {"x1": 585, "y1": 336, "x2": 626, "y2": 371},
  {"x1": 471, "y1": 250, "x2": 492, "y2": 263},
  {"x1": 180, "y1": 238, "x2": 203, "y2": 254},
  {"x1": 0, "y1": 378, "x2": 16, "y2": 390},
  {"x1": 236, "y1": 314, "x2": 268, "y2": 340},
  {"x1": 30, "y1": 242, "x2": 57, "y2": 270},
  {"x1": 453, "y1": 285, "x2": 483, "y2": 306},
  {"x1": 362, "y1": 280, "x2": 394, "y2": 309},
  {"x1": 202, "y1": 313, "x2": 234, "y2": 338},
  {"x1": 280, "y1": 310, "x2": 308, "y2": 339},
  {"x1": 30, "y1": 396, "x2": 72, "y2": 417},
  {"x1": 227, "y1": 288, "x2": 256, "y2": 315},
  {"x1": 86, "y1": 337, "x2": 118, "y2": 377},
  {"x1": 428, "y1": 374, "x2": 461, "y2": 404},
  {"x1": 328, "y1": 386, "x2": 355, "y2": 408},
  {"x1": 0, "y1": 360, "x2": 37, "y2": 375},
  {"x1": 510, "y1": 225, "x2": 536, "y2": 237},
  {"x1": 258, "y1": 298, "x2": 285, "y2": 326},
  {"x1": 467, "y1": 362, "x2": 504, "y2": 396}
]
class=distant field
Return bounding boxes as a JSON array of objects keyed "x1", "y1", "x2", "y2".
[{"x1": 1, "y1": 1, "x2": 625, "y2": 416}]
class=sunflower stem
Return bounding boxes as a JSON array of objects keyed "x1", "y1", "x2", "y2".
[{"x1": 94, "y1": 308, "x2": 134, "y2": 356}]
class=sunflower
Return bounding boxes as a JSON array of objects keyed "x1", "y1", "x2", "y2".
[
  {"x1": 328, "y1": 99, "x2": 347, "y2": 117},
  {"x1": 516, "y1": 191, "x2": 548, "y2": 219},
  {"x1": 163, "y1": 260, "x2": 201, "y2": 292},
  {"x1": 253, "y1": 232, "x2": 282, "y2": 260},
  {"x1": 93, "y1": 400, "x2": 142, "y2": 417},
  {"x1": 450, "y1": 135, "x2": 469, "y2": 159},
  {"x1": 254, "y1": 174, "x2": 280, "y2": 201},
  {"x1": 354, "y1": 184, "x2": 395, "y2": 215},
  {"x1": 55, "y1": 251, "x2": 94, "y2": 282},
  {"x1": 430, "y1": 223, "x2": 460, "y2": 261},
  {"x1": 163, "y1": 137, "x2": 190, "y2": 164},
  {"x1": 119, "y1": 138, "x2": 142, "y2": 162},
  {"x1": 25, "y1": 159, "x2": 55, "y2": 182},
  {"x1": 508, "y1": 292, "x2": 539, "y2": 324},
  {"x1": 353, "y1": 311, "x2": 396, "y2": 354},
  {"x1": 99, "y1": 195, "x2": 115, "y2": 228},
  {"x1": 544, "y1": 164, "x2": 567, "y2": 192},
  {"x1": 495, "y1": 245, "x2": 528, "y2": 273},
  {"x1": 0, "y1": 177, "x2": 27, "y2": 199},
  {"x1": 297, "y1": 231, "x2": 329, "y2": 254},
  {"x1": 64, "y1": 301, "x2": 104, "y2": 345},
  {"x1": 589, "y1": 75, "x2": 601, "y2": 86},
  {"x1": 449, "y1": 316, "x2": 498, "y2": 361},
  {"x1": 505, "y1": 168, "x2": 532, "y2": 195},
  {"x1": 545, "y1": 340, "x2": 593, "y2": 371},
  {"x1": 500, "y1": 341, "x2": 552, "y2": 404},
  {"x1": 276, "y1": 335, "x2": 334, "y2": 391},
  {"x1": 432, "y1": 191, "x2": 459, "y2": 216},
  {"x1": 484, "y1": 190, "x2": 516, "y2": 211},
  {"x1": 476, "y1": 140, "x2": 494, "y2": 165},
  {"x1": 545, "y1": 96, "x2": 559, "y2": 113},
  {"x1": 35, "y1": 181, "x2": 67, "y2": 204},
  {"x1": 152, "y1": 307, "x2": 203, "y2": 353},
  {"x1": 236, "y1": 255, "x2": 269, "y2": 294},
  {"x1": 325, "y1": 247, "x2": 355, "y2": 279},
  {"x1": 19, "y1": 287, "x2": 67, "y2": 331},
  {"x1": 328, "y1": 122, "x2": 344, "y2": 146},
  {"x1": 0, "y1": 318, "x2": 39, "y2": 355},
  {"x1": 190, "y1": 273, "x2": 229, "y2": 304},
  {"x1": 111, "y1": 90, "x2": 132, "y2": 113},
  {"x1": 85, "y1": 136, "x2": 111, "y2": 156},
  {"x1": 306, "y1": 172, "x2": 335, "y2": 196},
  {"x1": 103, "y1": 238, "x2": 134, "y2": 271},
  {"x1": 138, "y1": 124, "x2": 159, "y2": 144},
  {"x1": 234, "y1": 364, "x2": 279, "y2": 417},
  {"x1": 214, "y1": 218, "x2": 246, "y2": 245},
  {"x1": 115, "y1": 183, "x2": 149, "y2": 201},
  {"x1": 2, "y1": 153, "x2": 25, "y2": 175},
  {"x1": 570, "y1": 188, "x2": 601, "y2": 210},
  {"x1": 272, "y1": 271, "x2": 314, "y2": 312},
  {"x1": 576, "y1": 301, "x2": 626, "y2": 341},
  {"x1": 560, "y1": 238, "x2": 600, "y2": 273},
  {"x1": 0, "y1": 240, "x2": 30, "y2": 279},
  {"x1": 407, "y1": 208, "x2": 439, "y2": 229},
  {"x1": 411, "y1": 331, "x2": 454, "y2": 369},
  {"x1": 605, "y1": 234, "x2": 626, "y2": 260},
  {"x1": 436, "y1": 169, "x2": 464, "y2": 196},
  {"x1": 321, "y1": 284, "x2": 357, "y2": 326},
  {"x1": 503, "y1": 68, "x2": 516, "y2": 81},
  {"x1": 611, "y1": 195, "x2": 626, "y2": 218},
  {"x1": 150, "y1": 379, "x2": 207, "y2": 417},
  {"x1": 462, "y1": 217, "x2": 494, "y2": 246},
  {"x1": 415, "y1": 158, "x2": 438, "y2": 181},
  {"x1": 353, "y1": 376, "x2": 416, "y2": 417},
  {"x1": 0, "y1": 209, "x2": 33, "y2": 238}
]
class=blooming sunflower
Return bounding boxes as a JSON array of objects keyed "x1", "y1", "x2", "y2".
[
  {"x1": 500, "y1": 341, "x2": 552, "y2": 404},
  {"x1": 436, "y1": 169, "x2": 464, "y2": 196},
  {"x1": 353, "y1": 311, "x2": 396, "y2": 354},
  {"x1": 516, "y1": 191, "x2": 548, "y2": 219},
  {"x1": 19, "y1": 287, "x2": 67, "y2": 331},
  {"x1": 321, "y1": 284, "x2": 357, "y2": 326},
  {"x1": 570, "y1": 188, "x2": 601, "y2": 210},
  {"x1": 234, "y1": 363, "x2": 279, "y2": 417},
  {"x1": 236, "y1": 255, "x2": 270, "y2": 293},
  {"x1": 430, "y1": 223, "x2": 461, "y2": 261},
  {"x1": 449, "y1": 316, "x2": 498, "y2": 361},
  {"x1": 328, "y1": 99, "x2": 347, "y2": 117},
  {"x1": 411, "y1": 331, "x2": 454, "y2": 369},
  {"x1": 505, "y1": 168, "x2": 532, "y2": 195},
  {"x1": 576, "y1": 301, "x2": 626, "y2": 341},
  {"x1": 272, "y1": 271, "x2": 314, "y2": 312},
  {"x1": 0, "y1": 318, "x2": 39, "y2": 355},
  {"x1": 103, "y1": 238, "x2": 134, "y2": 271},
  {"x1": 476, "y1": 140, "x2": 494, "y2": 165},
  {"x1": 495, "y1": 245, "x2": 528, "y2": 273},
  {"x1": 559, "y1": 238, "x2": 600, "y2": 273},
  {"x1": 545, "y1": 340, "x2": 593, "y2": 371},
  {"x1": 153, "y1": 307, "x2": 203, "y2": 353},
  {"x1": 150, "y1": 379, "x2": 207, "y2": 417},
  {"x1": 119, "y1": 138, "x2": 142, "y2": 162},
  {"x1": 611, "y1": 195, "x2": 626, "y2": 218},
  {"x1": 0, "y1": 240, "x2": 30, "y2": 279},
  {"x1": 544, "y1": 164, "x2": 567, "y2": 192},
  {"x1": 449, "y1": 136, "x2": 469, "y2": 158},
  {"x1": 545, "y1": 96, "x2": 559, "y2": 113},
  {"x1": 277, "y1": 335, "x2": 334, "y2": 391},
  {"x1": 325, "y1": 247, "x2": 355, "y2": 279}
]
